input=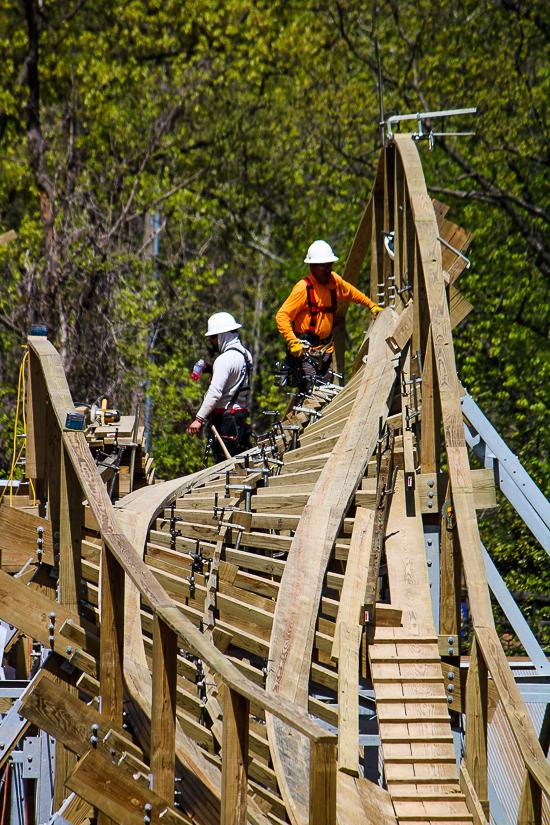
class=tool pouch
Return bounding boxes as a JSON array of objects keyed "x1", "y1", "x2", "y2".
[{"x1": 274, "y1": 353, "x2": 304, "y2": 388}]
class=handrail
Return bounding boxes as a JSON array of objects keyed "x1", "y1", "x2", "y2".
[{"x1": 394, "y1": 134, "x2": 550, "y2": 808}]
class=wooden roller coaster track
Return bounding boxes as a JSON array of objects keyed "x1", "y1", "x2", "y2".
[{"x1": 0, "y1": 135, "x2": 549, "y2": 825}]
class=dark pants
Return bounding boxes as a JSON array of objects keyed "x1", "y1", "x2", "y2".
[
  {"x1": 301, "y1": 351, "x2": 333, "y2": 390},
  {"x1": 210, "y1": 410, "x2": 251, "y2": 463}
]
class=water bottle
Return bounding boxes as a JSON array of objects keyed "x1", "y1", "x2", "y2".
[{"x1": 191, "y1": 358, "x2": 206, "y2": 380}]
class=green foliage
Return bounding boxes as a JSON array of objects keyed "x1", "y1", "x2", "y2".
[{"x1": 1, "y1": 0, "x2": 550, "y2": 646}]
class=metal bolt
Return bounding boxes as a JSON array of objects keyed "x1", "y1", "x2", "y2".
[
  {"x1": 49, "y1": 612, "x2": 56, "y2": 621},
  {"x1": 91, "y1": 724, "x2": 99, "y2": 733},
  {"x1": 447, "y1": 671, "x2": 454, "y2": 681},
  {"x1": 144, "y1": 805, "x2": 152, "y2": 814},
  {"x1": 49, "y1": 635, "x2": 55, "y2": 644},
  {"x1": 90, "y1": 736, "x2": 98, "y2": 746},
  {"x1": 54, "y1": 544, "x2": 60, "y2": 552},
  {"x1": 0, "y1": 743, "x2": 4, "y2": 750},
  {"x1": 144, "y1": 818, "x2": 151, "y2": 825},
  {"x1": 447, "y1": 695, "x2": 453, "y2": 704},
  {"x1": 427, "y1": 560, "x2": 432, "y2": 567},
  {"x1": 428, "y1": 480, "x2": 434, "y2": 488},
  {"x1": 447, "y1": 684, "x2": 454, "y2": 693},
  {"x1": 65, "y1": 646, "x2": 73, "y2": 655},
  {"x1": 48, "y1": 624, "x2": 55, "y2": 633},
  {"x1": 427, "y1": 539, "x2": 432, "y2": 546},
  {"x1": 54, "y1": 532, "x2": 60, "y2": 540},
  {"x1": 448, "y1": 647, "x2": 455, "y2": 656},
  {"x1": 448, "y1": 636, "x2": 454, "y2": 644},
  {"x1": 28, "y1": 756, "x2": 33, "y2": 762},
  {"x1": 427, "y1": 501, "x2": 433, "y2": 508},
  {"x1": 110, "y1": 748, "x2": 116, "y2": 756},
  {"x1": 428, "y1": 491, "x2": 434, "y2": 499}
]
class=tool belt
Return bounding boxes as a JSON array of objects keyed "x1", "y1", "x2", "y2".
[
  {"x1": 273, "y1": 353, "x2": 304, "y2": 388},
  {"x1": 303, "y1": 331, "x2": 333, "y2": 348}
]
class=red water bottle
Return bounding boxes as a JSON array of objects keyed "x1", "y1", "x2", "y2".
[{"x1": 191, "y1": 358, "x2": 206, "y2": 380}]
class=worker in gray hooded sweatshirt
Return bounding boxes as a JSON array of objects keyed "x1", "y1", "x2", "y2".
[{"x1": 188, "y1": 312, "x2": 252, "y2": 462}]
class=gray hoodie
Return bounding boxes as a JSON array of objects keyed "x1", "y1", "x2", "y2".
[{"x1": 196, "y1": 331, "x2": 252, "y2": 421}]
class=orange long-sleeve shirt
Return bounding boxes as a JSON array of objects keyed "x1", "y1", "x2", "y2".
[{"x1": 276, "y1": 271, "x2": 375, "y2": 350}]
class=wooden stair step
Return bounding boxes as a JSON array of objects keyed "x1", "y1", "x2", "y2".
[
  {"x1": 390, "y1": 793, "x2": 466, "y2": 802},
  {"x1": 376, "y1": 696, "x2": 448, "y2": 703},
  {"x1": 378, "y1": 716, "x2": 451, "y2": 724},
  {"x1": 386, "y1": 776, "x2": 459, "y2": 784},
  {"x1": 383, "y1": 756, "x2": 457, "y2": 764},
  {"x1": 373, "y1": 676, "x2": 444, "y2": 683},
  {"x1": 381, "y1": 734, "x2": 454, "y2": 743},
  {"x1": 370, "y1": 655, "x2": 441, "y2": 663}
]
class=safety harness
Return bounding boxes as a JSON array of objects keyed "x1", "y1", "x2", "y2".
[
  {"x1": 303, "y1": 276, "x2": 337, "y2": 346},
  {"x1": 222, "y1": 347, "x2": 252, "y2": 410}
]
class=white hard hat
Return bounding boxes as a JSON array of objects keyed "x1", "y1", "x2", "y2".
[
  {"x1": 304, "y1": 239, "x2": 339, "y2": 265},
  {"x1": 205, "y1": 312, "x2": 242, "y2": 336}
]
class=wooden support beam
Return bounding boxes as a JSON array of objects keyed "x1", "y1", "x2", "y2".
[
  {"x1": 26, "y1": 348, "x2": 47, "y2": 503},
  {"x1": 59, "y1": 444, "x2": 82, "y2": 613},
  {"x1": 151, "y1": 615, "x2": 178, "y2": 799},
  {"x1": 517, "y1": 704, "x2": 550, "y2": 825},
  {"x1": 100, "y1": 546, "x2": 125, "y2": 724},
  {"x1": 20, "y1": 669, "x2": 143, "y2": 762},
  {"x1": 0, "y1": 506, "x2": 55, "y2": 568},
  {"x1": 363, "y1": 427, "x2": 395, "y2": 625},
  {"x1": 386, "y1": 299, "x2": 413, "y2": 353},
  {"x1": 221, "y1": 686, "x2": 249, "y2": 825},
  {"x1": 440, "y1": 482, "x2": 462, "y2": 641},
  {"x1": 337, "y1": 622, "x2": 361, "y2": 776},
  {"x1": 309, "y1": 741, "x2": 337, "y2": 825},
  {"x1": 67, "y1": 749, "x2": 192, "y2": 825},
  {"x1": 465, "y1": 636, "x2": 489, "y2": 820}
]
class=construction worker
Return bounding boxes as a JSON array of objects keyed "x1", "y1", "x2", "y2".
[
  {"x1": 188, "y1": 312, "x2": 252, "y2": 462},
  {"x1": 275, "y1": 240, "x2": 382, "y2": 387}
]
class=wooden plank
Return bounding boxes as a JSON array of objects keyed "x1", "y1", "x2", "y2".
[
  {"x1": 66, "y1": 749, "x2": 192, "y2": 825},
  {"x1": 417, "y1": 470, "x2": 495, "y2": 514},
  {"x1": 363, "y1": 428, "x2": 395, "y2": 624},
  {"x1": 395, "y1": 134, "x2": 550, "y2": 798},
  {"x1": 221, "y1": 687, "x2": 249, "y2": 825},
  {"x1": 460, "y1": 764, "x2": 489, "y2": 825},
  {"x1": 309, "y1": 741, "x2": 337, "y2": 825},
  {"x1": 20, "y1": 670, "x2": 143, "y2": 761},
  {"x1": 386, "y1": 300, "x2": 414, "y2": 354},
  {"x1": 0, "y1": 505, "x2": 55, "y2": 565},
  {"x1": 100, "y1": 546, "x2": 125, "y2": 724},
  {"x1": 465, "y1": 638, "x2": 489, "y2": 819},
  {"x1": 440, "y1": 482, "x2": 462, "y2": 640},
  {"x1": 337, "y1": 622, "x2": 361, "y2": 776},
  {"x1": 151, "y1": 616, "x2": 178, "y2": 797},
  {"x1": 331, "y1": 508, "x2": 375, "y2": 660}
]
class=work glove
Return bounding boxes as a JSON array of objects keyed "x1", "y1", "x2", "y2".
[
  {"x1": 289, "y1": 339, "x2": 303, "y2": 357},
  {"x1": 370, "y1": 303, "x2": 383, "y2": 318}
]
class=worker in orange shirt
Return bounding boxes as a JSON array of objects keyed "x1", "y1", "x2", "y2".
[{"x1": 276, "y1": 240, "x2": 382, "y2": 388}]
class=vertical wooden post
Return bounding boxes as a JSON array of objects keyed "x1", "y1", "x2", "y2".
[
  {"x1": 26, "y1": 349, "x2": 47, "y2": 507},
  {"x1": 221, "y1": 687, "x2": 250, "y2": 825},
  {"x1": 309, "y1": 741, "x2": 337, "y2": 825},
  {"x1": 440, "y1": 482, "x2": 462, "y2": 641},
  {"x1": 517, "y1": 704, "x2": 549, "y2": 825},
  {"x1": 53, "y1": 442, "x2": 81, "y2": 808},
  {"x1": 59, "y1": 445, "x2": 82, "y2": 613},
  {"x1": 151, "y1": 615, "x2": 177, "y2": 800},
  {"x1": 100, "y1": 545, "x2": 125, "y2": 723},
  {"x1": 465, "y1": 636, "x2": 489, "y2": 820},
  {"x1": 337, "y1": 622, "x2": 360, "y2": 776}
]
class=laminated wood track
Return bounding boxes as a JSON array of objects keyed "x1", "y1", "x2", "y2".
[{"x1": 1, "y1": 134, "x2": 549, "y2": 825}]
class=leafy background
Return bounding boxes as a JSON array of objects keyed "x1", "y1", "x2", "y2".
[{"x1": 1, "y1": 0, "x2": 549, "y2": 649}]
